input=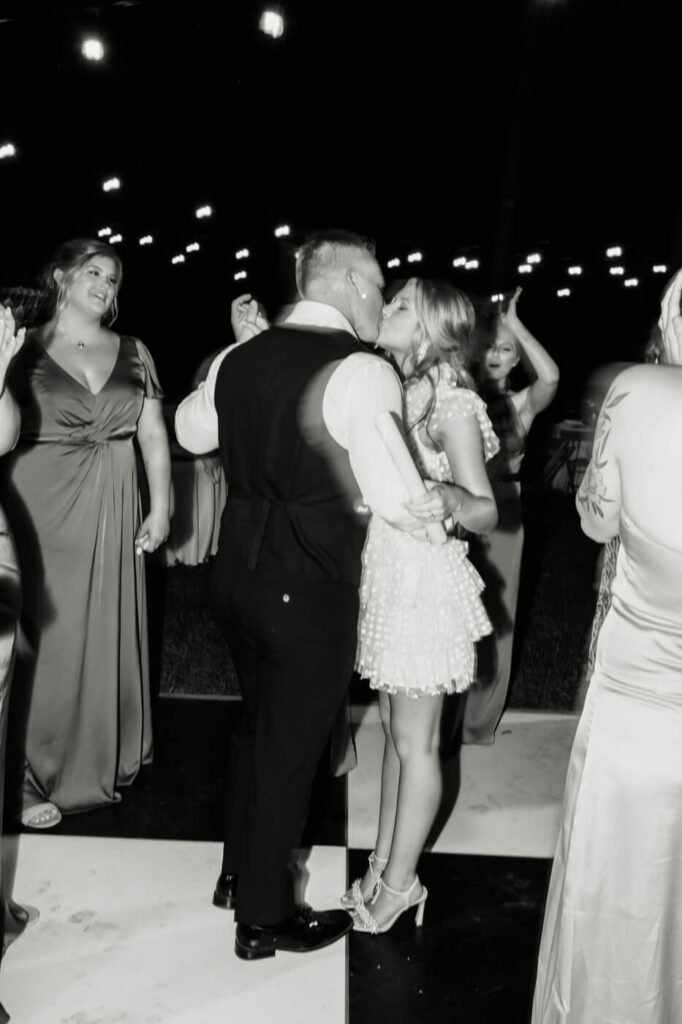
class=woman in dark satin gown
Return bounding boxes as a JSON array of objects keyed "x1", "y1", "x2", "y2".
[
  {"x1": 463, "y1": 287, "x2": 559, "y2": 744},
  {"x1": 1, "y1": 239, "x2": 170, "y2": 828}
]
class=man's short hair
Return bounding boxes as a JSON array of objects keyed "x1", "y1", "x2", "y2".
[{"x1": 295, "y1": 229, "x2": 376, "y2": 296}]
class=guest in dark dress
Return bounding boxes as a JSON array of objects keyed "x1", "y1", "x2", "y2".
[
  {"x1": 1, "y1": 239, "x2": 170, "y2": 828},
  {"x1": 463, "y1": 287, "x2": 559, "y2": 743}
]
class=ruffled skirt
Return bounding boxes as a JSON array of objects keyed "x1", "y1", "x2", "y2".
[{"x1": 355, "y1": 516, "x2": 492, "y2": 698}]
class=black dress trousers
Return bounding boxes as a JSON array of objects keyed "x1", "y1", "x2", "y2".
[{"x1": 211, "y1": 564, "x2": 358, "y2": 926}]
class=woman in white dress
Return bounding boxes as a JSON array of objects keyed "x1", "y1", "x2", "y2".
[
  {"x1": 531, "y1": 269, "x2": 682, "y2": 1023},
  {"x1": 347, "y1": 278, "x2": 499, "y2": 933}
]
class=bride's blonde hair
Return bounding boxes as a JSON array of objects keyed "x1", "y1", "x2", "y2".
[{"x1": 407, "y1": 277, "x2": 477, "y2": 435}]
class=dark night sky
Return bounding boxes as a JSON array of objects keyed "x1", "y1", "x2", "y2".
[{"x1": 0, "y1": 0, "x2": 679, "y2": 399}]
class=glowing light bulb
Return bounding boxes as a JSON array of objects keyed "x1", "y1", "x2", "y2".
[
  {"x1": 452, "y1": 257, "x2": 466, "y2": 268},
  {"x1": 0, "y1": 143, "x2": 17, "y2": 159},
  {"x1": 557, "y1": 288, "x2": 571, "y2": 298},
  {"x1": 518, "y1": 263, "x2": 532, "y2": 274},
  {"x1": 172, "y1": 255, "x2": 186, "y2": 265},
  {"x1": 527, "y1": 253, "x2": 542, "y2": 264},
  {"x1": 624, "y1": 278, "x2": 638, "y2": 288},
  {"x1": 274, "y1": 224, "x2": 290, "y2": 237},
  {"x1": 82, "y1": 38, "x2": 104, "y2": 61},
  {"x1": 138, "y1": 235, "x2": 153, "y2": 246},
  {"x1": 109, "y1": 234, "x2": 122, "y2": 244},
  {"x1": 235, "y1": 249, "x2": 250, "y2": 260},
  {"x1": 259, "y1": 8, "x2": 284, "y2": 38},
  {"x1": 606, "y1": 246, "x2": 623, "y2": 258},
  {"x1": 609, "y1": 266, "x2": 625, "y2": 276},
  {"x1": 653, "y1": 264, "x2": 667, "y2": 274},
  {"x1": 102, "y1": 177, "x2": 121, "y2": 192},
  {"x1": 387, "y1": 258, "x2": 401, "y2": 269},
  {"x1": 97, "y1": 227, "x2": 112, "y2": 238},
  {"x1": 407, "y1": 252, "x2": 423, "y2": 263},
  {"x1": 568, "y1": 265, "x2": 582, "y2": 275},
  {"x1": 234, "y1": 270, "x2": 248, "y2": 281},
  {"x1": 186, "y1": 242, "x2": 200, "y2": 253},
  {"x1": 464, "y1": 259, "x2": 479, "y2": 270},
  {"x1": 195, "y1": 205, "x2": 213, "y2": 219}
]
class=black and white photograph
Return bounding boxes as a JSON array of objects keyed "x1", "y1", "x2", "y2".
[{"x1": 0, "y1": 1, "x2": 681, "y2": 1021}]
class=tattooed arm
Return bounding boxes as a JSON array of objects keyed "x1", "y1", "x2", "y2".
[{"x1": 576, "y1": 383, "x2": 628, "y2": 542}]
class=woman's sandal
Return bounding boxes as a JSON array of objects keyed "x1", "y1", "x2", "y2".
[
  {"x1": 340, "y1": 851, "x2": 388, "y2": 910},
  {"x1": 20, "y1": 802, "x2": 62, "y2": 830},
  {"x1": 352, "y1": 875, "x2": 428, "y2": 934}
]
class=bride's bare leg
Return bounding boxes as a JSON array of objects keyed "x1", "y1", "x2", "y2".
[
  {"x1": 354, "y1": 691, "x2": 399, "y2": 899},
  {"x1": 364, "y1": 692, "x2": 444, "y2": 926}
]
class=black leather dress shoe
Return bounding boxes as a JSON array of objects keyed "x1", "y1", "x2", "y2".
[
  {"x1": 213, "y1": 872, "x2": 238, "y2": 910},
  {"x1": 235, "y1": 906, "x2": 353, "y2": 960}
]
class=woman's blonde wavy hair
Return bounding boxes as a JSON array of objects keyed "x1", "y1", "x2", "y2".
[{"x1": 406, "y1": 277, "x2": 477, "y2": 437}]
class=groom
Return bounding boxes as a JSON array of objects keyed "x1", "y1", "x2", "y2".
[{"x1": 176, "y1": 229, "x2": 419, "y2": 959}]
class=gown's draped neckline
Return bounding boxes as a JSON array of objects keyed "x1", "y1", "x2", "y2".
[{"x1": 32, "y1": 333, "x2": 122, "y2": 397}]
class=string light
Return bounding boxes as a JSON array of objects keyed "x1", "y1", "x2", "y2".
[
  {"x1": 138, "y1": 235, "x2": 153, "y2": 246},
  {"x1": 274, "y1": 224, "x2": 290, "y2": 237},
  {"x1": 491, "y1": 293, "x2": 504, "y2": 302},
  {"x1": 557, "y1": 288, "x2": 571, "y2": 298},
  {"x1": 235, "y1": 249, "x2": 250, "y2": 260},
  {"x1": 452, "y1": 257, "x2": 466, "y2": 267},
  {"x1": 97, "y1": 227, "x2": 112, "y2": 238},
  {"x1": 195, "y1": 205, "x2": 213, "y2": 218},
  {"x1": 234, "y1": 270, "x2": 247, "y2": 280},
  {"x1": 0, "y1": 143, "x2": 17, "y2": 159},
  {"x1": 518, "y1": 263, "x2": 532, "y2": 274},
  {"x1": 407, "y1": 252, "x2": 423, "y2": 263},
  {"x1": 387, "y1": 258, "x2": 401, "y2": 268},
  {"x1": 186, "y1": 242, "x2": 200, "y2": 253},
  {"x1": 259, "y1": 8, "x2": 285, "y2": 38},
  {"x1": 624, "y1": 278, "x2": 638, "y2": 288},
  {"x1": 82, "y1": 38, "x2": 104, "y2": 61},
  {"x1": 568, "y1": 266, "x2": 582, "y2": 275},
  {"x1": 109, "y1": 234, "x2": 122, "y2": 244},
  {"x1": 653, "y1": 264, "x2": 668, "y2": 274},
  {"x1": 527, "y1": 253, "x2": 542, "y2": 264},
  {"x1": 606, "y1": 246, "x2": 623, "y2": 258},
  {"x1": 464, "y1": 259, "x2": 479, "y2": 270},
  {"x1": 609, "y1": 266, "x2": 625, "y2": 276},
  {"x1": 171, "y1": 255, "x2": 186, "y2": 265},
  {"x1": 102, "y1": 177, "x2": 121, "y2": 192}
]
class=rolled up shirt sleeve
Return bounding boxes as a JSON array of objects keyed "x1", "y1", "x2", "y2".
[
  {"x1": 324, "y1": 353, "x2": 413, "y2": 524},
  {"x1": 174, "y1": 348, "x2": 230, "y2": 454}
]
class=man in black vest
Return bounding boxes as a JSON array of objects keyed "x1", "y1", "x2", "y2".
[{"x1": 176, "y1": 230, "x2": 419, "y2": 959}]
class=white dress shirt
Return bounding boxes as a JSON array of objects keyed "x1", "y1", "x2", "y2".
[{"x1": 174, "y1": 300, "x2": 412, "y2": 524}]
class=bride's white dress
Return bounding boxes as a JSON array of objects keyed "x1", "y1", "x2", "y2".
[{"x1": 355, "y1": 367, "x2": 499, "y2": 698}]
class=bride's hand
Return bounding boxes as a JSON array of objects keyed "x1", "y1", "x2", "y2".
[
  {"x1": 230, "y1": 293, "x2": 269, "y2": 345},
  {"x1": 658, "y1": 269, "x2": 682, "y2": 366},
  {"x1": 403, "y1": 481, "x2": 463, "y2": 523}
]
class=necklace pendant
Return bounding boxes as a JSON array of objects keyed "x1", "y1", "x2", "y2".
[{"x1": 76, "y1": 341, "x2": 85, "y2": 350}]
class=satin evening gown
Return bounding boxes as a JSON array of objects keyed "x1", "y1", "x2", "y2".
[
  {"x1": 1, "y1": 335, "x2": 162, "y2": 813},
  {"x1": 532, "y1": 511, "x2": 682, "y2": 1023}
]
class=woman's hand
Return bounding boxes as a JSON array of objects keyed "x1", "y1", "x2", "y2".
[
  {"x1": 230, "y1": 293, "x2": 269, "y2": 345},
  {"x1": 501, "y1": 286, "x2": 523, "y2": 330},
  {"x1": 403, "y1": 481, "x2": 464, "y2": 523},
  {"x1": 0, "y1": 305, "x2": 26, "y2": 393},
  {"x1": 135, "y1": 509, "x2": 170, "y2": 555},
  {"x1": 658, "y1": 269, "x2": 682, "y2": 366}
]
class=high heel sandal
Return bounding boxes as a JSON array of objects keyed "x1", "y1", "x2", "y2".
[
  {"x1": 351, "y1": 875, "x2": 428, "y2": 934},
  {"x1": 340, "y1": 851, "x2": 388, "y2": 910}
]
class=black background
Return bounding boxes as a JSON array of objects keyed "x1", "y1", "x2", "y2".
[{"x1": 0, "y1": 0, "x2": 679, "y2": 402}]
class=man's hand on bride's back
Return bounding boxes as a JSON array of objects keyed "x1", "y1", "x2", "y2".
[{"x1": 230, "y1": 293, "x2": 270, "y2": 345}]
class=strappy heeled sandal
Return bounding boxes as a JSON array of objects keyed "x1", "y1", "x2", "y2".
[
  {"x1": 340, "y1": 851, "x2": 388, "y2": 910},
  {"x1": 351, "y1": 875, "x2": 428, "y2": 934}
]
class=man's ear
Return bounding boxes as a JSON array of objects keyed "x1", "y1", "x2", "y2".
[{"x1": 347, "y1": 268, "x2": 365, "y2": 300}]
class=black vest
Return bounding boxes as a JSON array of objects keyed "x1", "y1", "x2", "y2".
[{"x1": 214, "y1": 325, "x2": 369, "y2": 587}]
